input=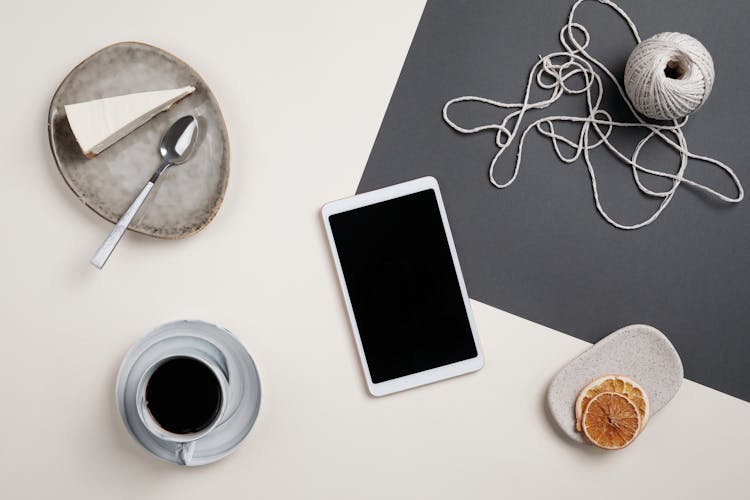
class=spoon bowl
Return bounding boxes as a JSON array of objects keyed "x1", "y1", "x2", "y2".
[{"x1": 160, "y1": 115, "x2": 198, "y2": 164}]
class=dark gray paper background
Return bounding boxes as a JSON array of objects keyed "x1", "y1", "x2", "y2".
[{"x1": 358, "y1": 0, "x2": 750, "y2": 401}]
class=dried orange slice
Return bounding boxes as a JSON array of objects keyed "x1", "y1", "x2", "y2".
[
  {"x1": 575, "y1": 375, "x2": 649, "y2": 432},
  {"x1": 581, "y1": 392, "x2": 641, "y2": 450}
]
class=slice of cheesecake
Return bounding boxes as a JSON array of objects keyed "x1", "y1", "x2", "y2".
[{"x1": 64, "y1": 86, "x2": 195, "y2": 157}]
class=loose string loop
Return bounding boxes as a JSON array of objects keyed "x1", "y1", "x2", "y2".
[{"x1": 442, "y1": 0, "x2": 743, "y2": 230}]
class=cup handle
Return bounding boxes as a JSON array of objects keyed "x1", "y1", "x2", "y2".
[{"x1": 176, "y1": 441, "x2": 196, "y2": 466}]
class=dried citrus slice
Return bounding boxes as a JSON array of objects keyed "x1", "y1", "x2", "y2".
[
  {"x1": 581, "y1": 392, "x2": 641, "y2": 450},
  {"x1": 575, "y1": 375, "x2": 649, "y2": 432}
]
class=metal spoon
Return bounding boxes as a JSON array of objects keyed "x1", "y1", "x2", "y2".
[{"x1": 90, "y1": 115, "x2": 199, "y2": 269}]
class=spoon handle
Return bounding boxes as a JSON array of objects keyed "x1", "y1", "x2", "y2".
[{"x1": 90, "y1": 181, "x2": 155, "y2": 269}]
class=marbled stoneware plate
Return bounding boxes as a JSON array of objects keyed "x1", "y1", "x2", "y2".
[{"x1": 48, "y1": 42, "x2": 230, "y2": 239}]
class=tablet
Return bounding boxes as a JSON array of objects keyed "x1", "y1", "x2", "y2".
[{"x1": 322, "y1": 176, "x2": 483, "y2": 396}]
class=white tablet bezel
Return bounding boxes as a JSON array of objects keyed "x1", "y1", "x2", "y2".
[{"x1": 322, "y1": 176, "x2": 483, "y2": 396}]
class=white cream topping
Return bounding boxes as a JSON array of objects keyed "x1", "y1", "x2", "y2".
[{"x1": 64, "y1": 86, "x2": 195, "y2": 156}]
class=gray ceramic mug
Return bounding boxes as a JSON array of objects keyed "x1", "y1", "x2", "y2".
[{"x1": 135, "y1": 350, "x2": 229, "y2": 466}]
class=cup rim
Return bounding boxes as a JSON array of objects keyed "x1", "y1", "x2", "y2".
[{"x1": 136, "y1": 354, "x2": 228, "y2": 443}]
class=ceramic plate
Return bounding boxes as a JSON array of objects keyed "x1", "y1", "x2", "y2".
[
  {"x1": 547, "y1": 324, "x2": 683, "y2": 443},
  {"x1": 116, "y1": 320, "x2": 261, "y2": 466},
  {"x1": 48, "y1": 42, "x2": 230, "y2": 239}
]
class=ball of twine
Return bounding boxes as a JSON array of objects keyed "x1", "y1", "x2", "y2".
[{"x1": 624, "y1": 32, "x2": 714, "y2": 121}]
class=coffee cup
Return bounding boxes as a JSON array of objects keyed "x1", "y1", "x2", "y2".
[{"x1": 135, "y1": 350, "x2": 228, "y2": 465}]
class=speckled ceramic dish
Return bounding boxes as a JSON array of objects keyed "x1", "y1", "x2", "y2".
[
  {"x1": 48, "y1": 42, "x2": 230, "y2": 239},
  {"x1": 547, "y1": 324, "x2": 683, "y2": 444}
]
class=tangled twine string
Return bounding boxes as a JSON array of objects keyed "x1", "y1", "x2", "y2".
[{"x1": 442, "y1": 0, "x2": 743, "y2": 230}]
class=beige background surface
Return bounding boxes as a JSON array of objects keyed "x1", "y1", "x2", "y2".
[{"x1": 1, "y1": 1, "x2": 748, "y2": 499}]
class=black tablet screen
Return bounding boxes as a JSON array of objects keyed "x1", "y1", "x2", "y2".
[{"x1": 329, "y1": 189, "x2": 477, "y2": 383}]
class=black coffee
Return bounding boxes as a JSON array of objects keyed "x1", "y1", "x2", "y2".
[{"x1": 145, "y1": 356, "x2": 222, "y2": 435}]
